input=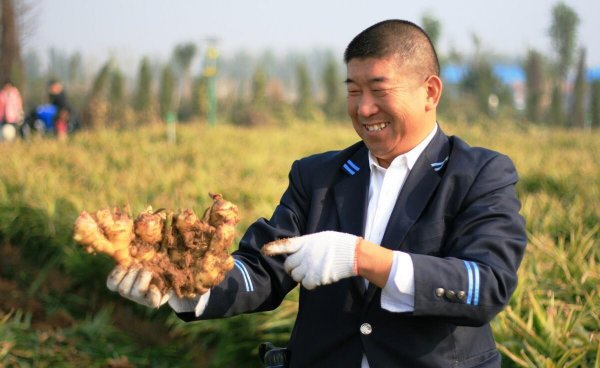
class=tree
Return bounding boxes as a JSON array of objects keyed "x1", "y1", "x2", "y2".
[
  {"x1": 525, "y1": 49, "x2": 545, "y2": 123},
  {"x1": 109, "y1": 68, "x2": 124, "y2": 104},
  {"x1": 172, "y1": 43, "x2": 197, "y2": 90},
  {"x1": 191, "y1": 75, "x2": 208, "y2": 120},
  {"x1": 231, "y1": 65, "x2": 272, "y2": 126},
  {"x1": 0, "y1": 0, "x2": 24, "y2": 88},
  {"x1": 460, "y1": 34, "x2": 507, "y2": 117},
  {"x1": 267, "y1": 77, "x2": 293, "y2": 123},
  {"x1": 23, "y1": 50, "x2": 43, "y2": 107},
  {"x1": 108, "y1": 67, "x2": 129, "y2": 127},
  {"x1": 82, "y1": 62, "x2": 111, "y2": 129},
  {"x1": 295, "y1": 60, "x2": 314, "y2": 120},
  {"x1": 549, "y1": 2, "x2": 580, "y2": 125},
  {"x1": 421, "y1": 13, "x2": 441, "y2": 51},
  {"x1": 68, "y1": 52, "x2": 83, "y2": 85},
  {"x1": 548, "y1": 84, "x2": 564, "y2": 126},
  {"x1": 591, "y1": 80, "x2": 600, "y2": 129},
  {"x1": 549, "y1": 2, "x2": 579, "y2": 83},
  {"x1": 570, "y1": 48, "x2": 587, "y2": 128},
  {"x1": 134, "y1": 57, "x2": 156, "y2": 124},
  {"x1": 172, "y1": 42, "x2": 197, "y2": 120},
  {"x1": 321, "y1": 53, "x2": 345, "y2": 120},
  {"x1": 251, "y1": 65, "x2": 268, "y2": 107}
]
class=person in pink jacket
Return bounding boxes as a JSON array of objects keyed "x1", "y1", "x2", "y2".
[{"x1": 0, "y1": 79, "x2": 24, "y2": 142}]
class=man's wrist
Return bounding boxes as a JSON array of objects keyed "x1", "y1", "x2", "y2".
[
  {"x1": 356, "y1": 239, "x2": 393, "y2": 288},
  {"x1": 353, "y1": 237, "x2": 363, "y2": 275}
]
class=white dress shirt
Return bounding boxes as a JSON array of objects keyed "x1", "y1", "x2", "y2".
[{"x1": 360, "y1": 124, "x2": 437, "y2": 367}]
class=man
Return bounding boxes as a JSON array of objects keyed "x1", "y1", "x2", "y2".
[
  {"x1": 47, "y1": 80, "x2": 71, "y2": 140},
  {"x1": 109, "y1": 20, "x2": 526, "y2": 367}
]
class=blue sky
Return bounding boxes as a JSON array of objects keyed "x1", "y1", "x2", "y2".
[{"x1": 27, "y1": 0, "x2": 599, "y2": 69}]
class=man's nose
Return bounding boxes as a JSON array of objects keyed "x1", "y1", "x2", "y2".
[{"x1": 357, "y1": 93, "x2": 378, "y2": 117}]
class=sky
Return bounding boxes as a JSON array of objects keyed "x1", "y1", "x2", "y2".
[{"x1": 26, "y1": 0, "x2": 600, "y2": 71}]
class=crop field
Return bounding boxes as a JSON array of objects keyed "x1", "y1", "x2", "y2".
[{"x1": 0, "y1": 120, "x2": 598, "y2": 367}]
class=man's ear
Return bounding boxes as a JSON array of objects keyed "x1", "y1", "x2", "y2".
[{"x1": 424, "y1": 75, "x2": 443, "y2": 111}]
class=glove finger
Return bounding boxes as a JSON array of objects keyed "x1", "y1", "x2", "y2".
[
  {"x1": 304, "y1": 271, "x2": 323, "y2": 290},
  {"x1": 290, "y1": 265, "x2": 306, "y2": 284},
  {"x1": 130, "y1": 270, "x2": 153, "y2": 301},
  {"x1": 302, "y1": 277, "x2": 318, "y2": 290},
  {"x1": 262, "y1": 238, "x2": 303, "y2": 255},
  {"x1": 145, "y1": 284, "x2": 165, "y2": 308},
  {"x1": 159, "y1": 289, "x2": 174, "y2": 306},
  {"x1": 117, "y1": 267, "x2": 141, "y2": 298},
  {"x1": 283, "y1": 251, "x2": 304, "y2": 273},
  {"x1": 106, "y1": 265, "x2": 128, "y2": 292}
]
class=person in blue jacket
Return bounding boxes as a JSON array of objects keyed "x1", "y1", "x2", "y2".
[{"x1": 108, "y1": 19, "x2": 526, "y2": 367}]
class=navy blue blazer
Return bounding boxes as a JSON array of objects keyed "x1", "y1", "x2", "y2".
[{"x1": 178, "y1": 127, "x2": 527, "y2": 368}]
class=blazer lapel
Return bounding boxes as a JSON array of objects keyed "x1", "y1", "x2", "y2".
[
  {"x1": 334, "y1": 145, "x2": 370, "y2": 237},
  {"x1": 363, "y1": 128, "x2": 451, "y2": 305},
  {"x1": 333, "y1": 145, "x2": 370, "y2": 294}
]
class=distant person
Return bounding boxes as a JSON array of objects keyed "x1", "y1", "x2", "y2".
[
  {"x1": 107, "y1": 20, "x2": 527, "y2": 367},
  {"x1": 48, "y1": 80, "x2": 71, "y2": 140},
  {"x1": 0, "y1": 79, "x2": 24, "y2": 142}
]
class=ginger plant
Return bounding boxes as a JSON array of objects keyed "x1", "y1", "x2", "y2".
[{"x1": 73, "y1": 194, "x2": 239, "y2": 298}]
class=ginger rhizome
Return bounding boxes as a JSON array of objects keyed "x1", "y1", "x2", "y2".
[{"x1": 73, "y1": 194, "x2": 239, "y2": 298}]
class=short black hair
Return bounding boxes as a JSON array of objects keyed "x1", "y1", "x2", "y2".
[
  {"x1": 344, "y1": 19, "x2": 440, "y2": 78},
  {"x1": 47, "y1": 78, "x2": 60, "y2": 87}
]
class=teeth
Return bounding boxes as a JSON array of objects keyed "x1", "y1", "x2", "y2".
[{"x1": 364, "y1": 122, "x2": 389, "y2": 132}]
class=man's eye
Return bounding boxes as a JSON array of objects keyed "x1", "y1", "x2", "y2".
[
  {"x1": 372, "y1": 89, "x2": 388, "y2": 97},
  {"x1": 347, "y1": 90, "x2": 361, "y2": 96}
]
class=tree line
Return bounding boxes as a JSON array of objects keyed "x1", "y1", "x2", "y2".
[{"x1": 1, "y1": 0, "x2": 599, "y2": 129}]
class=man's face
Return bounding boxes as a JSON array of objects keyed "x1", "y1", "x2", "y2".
[
  {"x1": 345, "y1": 56, "x2": 436, "y2": 167},
  {"x1": 49, "y1": 83, "x2": 62, "y2": 95}
]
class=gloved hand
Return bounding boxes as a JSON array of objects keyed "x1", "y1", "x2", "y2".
[
  {"x1": 106, "y1": 266, "x2": 172, "y2": 308},
  {"x1": 263, "y1": 231, "x2": 360, "y2": 290}
]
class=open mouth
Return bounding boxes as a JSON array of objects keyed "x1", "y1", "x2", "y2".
[{"x1": 363, "y1": 122, "x2": 390, "y2": 132}]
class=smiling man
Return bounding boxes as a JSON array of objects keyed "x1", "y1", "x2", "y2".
[{"x1": 109, "y1": 20, "x2": 527, "y2": 367}]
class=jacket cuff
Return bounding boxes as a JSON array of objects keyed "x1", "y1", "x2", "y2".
[{"x1": 168, "y1": 289, "x2": 211, "y2": 317}]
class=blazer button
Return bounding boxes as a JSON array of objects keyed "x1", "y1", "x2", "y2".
[
  {"x1": 445, "y1": 290, "x2": 456, "y2": 301},
  {"x1": 435, "y1": 288, "x2": 445, "y2": 297},
  {"x1": 457, "y1": 291, "x2": 467, "y2": 302},
  {"x1": 360, "y1": 323, "x2": 372, "y2": 335}
]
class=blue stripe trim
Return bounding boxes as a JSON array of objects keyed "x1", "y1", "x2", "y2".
[
  {"x1": 430, "y1": 156, "x2": 449, "y2": 171},
  {"x1": 342, "y1": 163, "x2": 356, "y2": 175},
  {"x1": 471, "y1": 262, "x2": 480, "y2": 306},
  {"x1": 464, "y1": 261, "x2": 473, "y2": 305},
  {"x1": 234, "y1": 259, "x2": 254, "y2": 292},
  {"x1": 234, "y1": 262, "x2": 249, "y2": 291},
  {"x1": 346, "y1": 159, "x2": 360, "y2": 172}
]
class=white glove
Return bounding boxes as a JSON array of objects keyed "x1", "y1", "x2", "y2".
[
  {"x1": 264, "y1": 231, "x2": 360, "y2": 290},
  {"x1": 107, "y1": 266, "x2": 172, "y2": 309}
]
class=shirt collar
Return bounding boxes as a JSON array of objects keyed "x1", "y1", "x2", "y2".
[{"x1": 368, "y1": 123, "x2": 438, "y2": 171}]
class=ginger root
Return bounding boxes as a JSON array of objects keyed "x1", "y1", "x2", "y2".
[{"x1": 73, "y1": 194, "x2": 239, "y2": 298}]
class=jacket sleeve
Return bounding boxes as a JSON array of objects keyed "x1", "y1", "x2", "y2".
[
  {"x1": 410, "y1": 154, "x2": 527, "y2": 326},
  {"x1": 177, "y1": 160, "x2": 308, "y2": 322}
]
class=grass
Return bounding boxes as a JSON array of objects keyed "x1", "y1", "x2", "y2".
[{"x1": 0, "y1": 119, "x2": 598, "y2": 367}]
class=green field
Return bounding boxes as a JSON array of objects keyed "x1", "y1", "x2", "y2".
[{"x1": 0, "y1": 121, "x2": 598, "y2": 367}]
